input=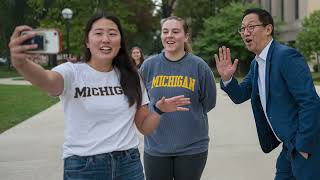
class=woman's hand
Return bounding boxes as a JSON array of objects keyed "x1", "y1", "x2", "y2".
[
  {"x1": 134, "y1": 95, "x2": 191, "y2": 135},
  {"x1": 8, "y1": 25, "x2": 38, "y2": 67},
  {"x1": 155, "y1": 95, "x2": 191, "y2": 113}
]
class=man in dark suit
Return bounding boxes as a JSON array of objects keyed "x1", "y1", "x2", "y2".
[{"x1": 215, "y1": 8, "x2": 320, "y2": 179}]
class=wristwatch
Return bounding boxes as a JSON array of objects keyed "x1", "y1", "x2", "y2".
[{"x1": 153, "y1": 104, "x2": 164, "y2": 115}]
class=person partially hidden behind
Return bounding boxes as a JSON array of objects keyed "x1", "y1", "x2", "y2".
[
  {"x1": 130, "y1": 46, "x2": 144, "y2": 68},
  {"x1": 215, "y1": 8, "x2": 320, "y2": 180}
]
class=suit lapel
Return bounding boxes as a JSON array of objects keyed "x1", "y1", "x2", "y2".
[
  {"x1": 265, "y1": 41, "x2": 276, "y2": 105},
  {"x1": 265, "y1": 57, "x2": 270, "y2": 102}
]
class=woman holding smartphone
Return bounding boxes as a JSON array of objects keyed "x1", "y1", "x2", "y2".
[{"x1": 9, "y1": 11, "x2": 191, "y2": 180}]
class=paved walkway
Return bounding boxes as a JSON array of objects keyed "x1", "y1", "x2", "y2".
[
  {"x1": 0, "y1": 78, "x2": 319, "y2": 180},
  {"x1": 0, "y1": 77, "x2": 31, "y2": 85}
]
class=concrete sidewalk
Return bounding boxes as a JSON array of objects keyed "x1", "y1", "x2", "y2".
[
  {"x1": 0, "y1": 79, "x2": 319, "y2": 179},
  {"x1": 0, "y1": 77, "x2": 31, "y2": 85},
  {"x1": 0, "y1": 103, "x2": 63, "y2": 180}
]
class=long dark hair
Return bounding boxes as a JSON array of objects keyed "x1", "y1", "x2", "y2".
[{"x1": 82, "y1": 11, "x2": 142, "y2": 108}]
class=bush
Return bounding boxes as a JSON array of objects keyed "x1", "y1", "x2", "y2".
[{"x1": 313, "y1": 64, "x2": 319, "y2": 73}]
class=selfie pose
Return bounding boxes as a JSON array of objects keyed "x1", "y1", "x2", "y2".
[
  {"x1": 140, "y1": 16, "x2": 216, "y2": 180},
  {"x1": 215, "y1": 8, "x2": 320, "y2": 180},
  {"x1": 9, "y1": 11, "x2": 191, "y2": 180}
]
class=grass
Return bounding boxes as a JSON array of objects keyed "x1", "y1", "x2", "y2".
[
  {"x1": 0, "y1": 85, "x2": 59, "y2": 133},
  {"x1": 0, "y1": 65, "x2": 55, "y2": 79},
  {"x1": 0, "y1": 65, "x2": 20, "y2": 78}
]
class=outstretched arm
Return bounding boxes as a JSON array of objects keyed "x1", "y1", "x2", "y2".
[
  {"x1": 134, "y1": 95, "x2": 191, "y2": 135},
  {"x1": 9, "y1": 25, "x2": 63, "y2": 96}
]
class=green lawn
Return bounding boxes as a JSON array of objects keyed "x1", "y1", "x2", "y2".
[
  {"x1": 0, "y1": 65, "x2": 20, "y2": 78},
  {"x1": 0, "y1": 85, "x2": 59, "y2": 133}
]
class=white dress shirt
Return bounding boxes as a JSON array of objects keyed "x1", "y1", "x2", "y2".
[
  {"x1": 223, "y1": 39, "x2": 281, "y2": 141},
  {"x1": 255, "y1": 39, "x2": 281, "y2": 141}
]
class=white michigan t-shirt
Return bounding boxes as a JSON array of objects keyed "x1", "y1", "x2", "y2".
[{"x1": 52, "y1": 62, "x2": 149, "y2": 158}]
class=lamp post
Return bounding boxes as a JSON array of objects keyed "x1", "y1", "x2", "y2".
[{"x1": 61, "y1": 8, "x2": 73, "y2": 58}]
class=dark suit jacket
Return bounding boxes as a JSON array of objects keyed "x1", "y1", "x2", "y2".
[{"x1": 221, "y1": 40, "x2": 320, "y2": 154}]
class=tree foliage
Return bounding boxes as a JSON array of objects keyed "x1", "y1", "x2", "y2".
[
  {"x1": 0, "y1": 0, "x2": 32, "y2": 58},
  {"x1": 296, "y1": 10, "x2": 320, "y2": 60},
  {"x1": 26, "y1": 0, "x2": 157, "y2": 56},
  {"x1": 152, "y1": 0, "x2": 177, "y2": 19},
  {"x1": 0, "y1": 0, "x2": 41, "y2": 69},
  {"x1": 192, "y1": 2, "x2": 257, "y2": 74},
  {"x1": 1, "y1": 0, "x2": 158, "y2": 59},
  {"x1": 173, "y1": 0, "x2": 244, "y2": 38}
]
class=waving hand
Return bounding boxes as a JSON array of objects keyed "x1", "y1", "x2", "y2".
[{"x1": 214, "y1": 46, "x2": 239, "y2": 81}]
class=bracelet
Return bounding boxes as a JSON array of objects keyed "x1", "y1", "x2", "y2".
[{"x1": 153, "y1": 104, "x2": 164, "y2": 115}]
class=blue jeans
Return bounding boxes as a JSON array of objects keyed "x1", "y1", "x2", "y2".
[{"x1": 64, "y1": 148, "x2": 144, "y2": 180}]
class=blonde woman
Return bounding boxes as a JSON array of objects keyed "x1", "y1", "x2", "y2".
[{"x1": 140, "y1": 16, "x2": 216, "y2": 180}]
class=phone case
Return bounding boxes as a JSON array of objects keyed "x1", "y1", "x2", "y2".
[{"x1": 22, "y1": 29, "x2": 62, "y2": 54}]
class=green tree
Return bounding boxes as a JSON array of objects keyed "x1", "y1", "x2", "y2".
[
  {"x1": 152, "y1": 0, "x2": 177, "y2": 19},
  {"x1": 0, "y1": 0, "x2": 32, "y2": 67},
  {"x1": 123, "y1": 0, "x2": 159, "y2": 54},
  {"x1": 0, "y1": 1, "x2": 12, "y2": 58},
  {"x1": 173, "y1": 0, "x2": 244, "y2": 38},
  {"x1": 296, "y1": 10, "x2": 320, "y2": 62},
  {"x1": 2, "y1": 0, "x2": 158, "y2": 60},
  {"x1": 27, "y1": 0, "x2": 157, "y2": 56},
  {"x1": 192, "y1": 2, "x2": 257, "y2": 75}
]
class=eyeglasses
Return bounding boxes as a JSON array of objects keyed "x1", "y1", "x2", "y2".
[{"x1": 238, "y1": 24, "x2": 264, "y2": 34}]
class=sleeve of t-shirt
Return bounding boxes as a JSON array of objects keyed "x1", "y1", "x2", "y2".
[
  {"x1": 51, "y1": 62, "x2": 75, "y2": 96},
  {"x1": 140, "y1": 77, "x2": 150, "y2": 106}
]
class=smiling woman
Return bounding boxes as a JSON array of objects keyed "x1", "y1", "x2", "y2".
[
  {"x1": 139, "y1": 16, "x2": 217, "y2": 180},
  {"x1": 8, "y1": 10, "x2": 191, "y2": 180},
  {"x1": 84, "y1": 18, "x2": 121, "y2": 72}
]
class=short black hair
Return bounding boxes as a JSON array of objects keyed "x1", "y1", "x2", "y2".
[{"x1": 242, "y1": 8, "x2": 274, "y2": 36}]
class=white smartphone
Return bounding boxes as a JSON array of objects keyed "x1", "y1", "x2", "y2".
[{"x1": 21, "y1": 29, "x2": 62, "y2": 54}]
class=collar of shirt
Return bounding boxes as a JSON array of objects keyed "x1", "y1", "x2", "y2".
[{"x1": 255, "y1": 39, "x2": 273, "y2": 62}]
